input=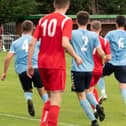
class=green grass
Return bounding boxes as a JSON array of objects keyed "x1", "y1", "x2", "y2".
[{"x1": 0, "y1": 52, "x2": 126, "y2": 126}]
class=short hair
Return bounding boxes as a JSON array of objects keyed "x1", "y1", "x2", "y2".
[
  {"x1": 76, "y1": 11, "x2": 89, "y2": 26},
  {"x1": 91, "y1": 20, "x2": 102, "y2": 31},
  {"x1": 21, "y1": 20, "x2": 33, "y2": 33},
  {"x1": 116, "y1": 16, "x2": 126, "y2": 27},
  {"x1": 54, "y1": 0, "x2": 70, "y2": 9}
]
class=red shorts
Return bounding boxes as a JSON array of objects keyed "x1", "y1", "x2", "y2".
[
  {"x1": 39, "y1": 68, "x2": 66, "y2": 91},
  {"x1": 90, "y1": 72, "x2": 102, "y2": 87}
]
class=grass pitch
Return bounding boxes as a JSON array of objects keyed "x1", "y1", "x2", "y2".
[{"x1": 0, "y1": 52, "x2": 126, "y2": 126}]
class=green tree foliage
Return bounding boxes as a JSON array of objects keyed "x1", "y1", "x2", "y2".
[
  {"x1": 0, "y1": 0, "x2": 37, "y2": 23},
  {"x1": 98, "y1": 0, "x2": 126, "y2": 14},
  {"x1": 68, "y1": 0, "x2": 91, "y2": 14},
  {"x1": 36, "y1": 0, "x2": 53, "y2": 13},
  {"x1": 36, "y1": 0, "x2": 126, "y2": 15},
  {"x1": 0, "y1": 0, "x2": 126, "y2": 23}
]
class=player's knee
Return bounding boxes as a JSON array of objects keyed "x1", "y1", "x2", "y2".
[
  {"x1": 50, "y1": 92, "x2": 62, "y2": 106},
  {"x1": 77, "y1": 92, "x2": 86, "y2": 101},
  {"x1": 120, "y1": 83, "x2": 126, "y2": 89}
]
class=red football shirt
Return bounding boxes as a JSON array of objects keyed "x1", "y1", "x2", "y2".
[
  {"x1": 93, "y1": 36, "x2": 111, "y2": 74},
  {"x1": 33, "y1": 12, "x2": 73, "y2": 69}
]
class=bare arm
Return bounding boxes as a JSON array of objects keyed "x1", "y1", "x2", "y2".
[
  {"x1": 27, "y1": 37, "x2": 37, "y2": 78},
  {"x1": 1, "y1": 53, "x2": 14, "y2": 80},
  {"x1": 104, "y1": 54, "x2": 111, "y2": 63},
  {"x1": 97, "y1": 46, "x2": 112, "y2": 64},
  {"x1": 62, "y1": 36, "x2": 82, "y2": 66},
  {"x1": 96, "y1": 47, "x2": 106, "y2": 60}
]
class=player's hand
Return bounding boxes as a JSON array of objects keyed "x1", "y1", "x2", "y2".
[
  {"x1": 27, "y1": 65, "x2": 34, "y2": 78},
  {"x1": 75, "y1": 56, "x2": 83, "y2": 66},
  {"x1": 1, "y1": 73, "x2": 6, "y2": 81}
]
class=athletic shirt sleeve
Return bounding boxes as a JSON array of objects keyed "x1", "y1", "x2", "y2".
[
  {"x1": 105, "y1": 40, "x2": 111, "y2": 55},
  {"x1": 62, "y1": 18, "x2": 73, "y2": 40},
  {"x1": 9, "y1": 42, "x2": 15, "y2": 53},
  {"x1": 94, "y1": 35, "x2": 101, "y2": 48},
  {"x1": 33, "y1": 19, "x2": 42, "y2": 40}
]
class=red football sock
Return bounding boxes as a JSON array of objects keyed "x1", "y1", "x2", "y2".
[
  {"x1": 40, "y1": 100, "x2": 50, "y2": 126},
  {"x1": 93, "y1": 88, "x2": 99, "y2": 103},
  {"x1": 47, "y1": 105, "x2": 60, "y2": 126}
]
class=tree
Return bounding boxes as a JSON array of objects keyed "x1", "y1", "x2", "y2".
[
  {"x1": 36, "y1": 0, "x2": 53, "y2": 14},
  {"x1": 98, "y1": 0, "x2": 126, "y2": 14},
  {"x1": 68, "y1": 0, "x2": 90, "y2": 14},
  {"x1": 0, "y1": 0, "x2": 37, "y2": 23},
  {"x1": 1, "y1": 0, "x2": 126, "y2": 24}
]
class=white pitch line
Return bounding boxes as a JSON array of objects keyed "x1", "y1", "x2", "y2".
[{"x1": 0, "y1": 113, "x2": 79, "y2": 126}]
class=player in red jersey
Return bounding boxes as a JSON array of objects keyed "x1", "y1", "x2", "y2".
[
  {"x1": 89, "y1": 21, "x2": 111, "y2": 110},
  {"x1": 27, "y1": 0, "x2": 82, "y2": 126}
]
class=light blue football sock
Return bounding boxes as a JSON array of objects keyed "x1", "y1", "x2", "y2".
[
  {"x1": 80, "y1": 99, "x2": 96, "y2": 121},
  {"x1": 98, "y1": 77, "x2": 107, "y2": 97},
  {"x1": 98, "y1": 77, "x2": 105, "y2": 90},
  {"x1": 86, "y1": 92, "x2": 98, "y2": 108},
  {"x1": 121, "y1": 88, "x2": 126, "y2": 104},
  {"x1": 24, "y1": 92, "x2": 32, "y2": 101},
  {"x1": 42, "y1": 93, "x2": 48, "y2": 103}
]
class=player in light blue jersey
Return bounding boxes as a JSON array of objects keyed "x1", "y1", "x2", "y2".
[
  {"x1": 71, "y1": 11, "x2": 106, "y2": 126},
  {"x1": 102, "y1": 16, "x2": 126, "y2": 115},
  {"x1": 1, "y1": 20, "x2": 48, "y2": 116}
]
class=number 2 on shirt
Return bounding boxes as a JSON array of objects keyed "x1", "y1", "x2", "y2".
[
  {"x1": 41, "y1": 19, "x2": 57, "y2": 37},
  {"x1": 81, "y1": 35, "x2": 88, "y2": 51}
]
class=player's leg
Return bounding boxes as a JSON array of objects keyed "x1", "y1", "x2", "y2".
[
  {"x1": 47, "y1": 69, "x2": 66, "y2": 126},
  {"x1": 98, "y1": 77, "x2": 108, "y2": 101},
  {"x1": 37, "y1": 88, "x2": 48, "y2": 103},
  {"x1": 86, "y1": 89, "x2": 105, "y2": 121},
  {"x1": 32, "y1": 68, "x2": 49, "y2": 125},
  {"x1": 90, "y1": 73, "x2": 101, "y2": 104},
  {"x1": 93, "y1": 88, "x2": 99, "y2": 104},
  {"x1": 47, "y1": 91, "x2": 62, "y2": 126},
  {"x1": 115, "y1": 66, "x2": 126, "y2": 115},
  {"x1": 77, "y1": 92, "x2": 99, "y2": 126},
  {"x1": 89, "y1": 74, "x2": 99, "y2": 118},
  {"x1": 32, "y1": 68, "x2": 48, "y2": 103},
  {"x1": 120, "y1": 84, "x2": 126, "y2": 115},
  {"x1": 71, "y1": 71, "x2": 99, "y2": 126},
  {"x1": 39, "y1": 68, "x2": 65, "y2": 126},
  {"x1": 18, "y1": 71, "x2": 35, "y2": 116},
  {"x1": 98, "y1": 63, "x2": 114, "y2": 104},
  {"x1": 86, "y1": 72, "x2": 105, "y2": 122}
]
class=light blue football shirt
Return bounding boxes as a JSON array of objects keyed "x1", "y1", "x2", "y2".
[
  {"x1": 71, "y1": 29, "x2": 100, "y2": 72},
  {"x1": 10, "y1": 34, "x2": 40, "y2": 74},
  {"x1": 105, "y1": 29, "x2": 126, "y2": 66}
]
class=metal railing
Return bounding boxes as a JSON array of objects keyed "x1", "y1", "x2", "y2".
[{"x1": 0, "y1": 34, "x2": 19, "y2": 51}]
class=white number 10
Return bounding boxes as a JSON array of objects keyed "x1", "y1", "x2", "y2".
[{"x1": 41, "y1": 19, "x2": 57, "y2": 37}]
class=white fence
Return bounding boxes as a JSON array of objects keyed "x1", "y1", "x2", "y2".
[
  {"x1": 4, "y1": 22, "x2": 16, "y2": 35},
  {"x1": 0, "y1": 34, "x2": 19, "y2": 51}
]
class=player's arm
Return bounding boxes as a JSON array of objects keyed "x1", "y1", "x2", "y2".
[
  {"x1": 104, "y1": 40, "x2": 111, "y2": 63},
  {"x1": 27, "y1": 22, "x2": 40, "y2": 78},
  {"x1": 62, "y1": 37, "x2": 82, "y2": 65},
  {"x1": 96, "y1": 46, "x2": 106, "y2": 60},
  {"x1": 97, "y1": 46, "x2": 111, "y2": 63},
  {"x1": 105, "y1": 54, "x2": 111, "y2": 63},
  {"x1": 27, "y1": 37, "x2": 37, "y2": 78},
  {"x1": 62, "y1": 18, "x2": 82, "y2": 66},
  {"x1": 1, "y1": 53, "x2": 14, "y2": 80},
  {"x1": 94, "y1": 35, "x2": 106, "y2": 61}
]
